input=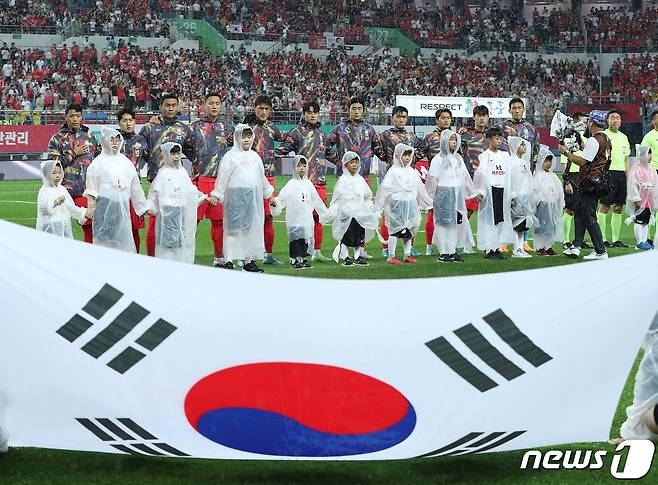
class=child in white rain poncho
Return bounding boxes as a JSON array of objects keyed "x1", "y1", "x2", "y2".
[
  {"x1": 626, "y1": 145, "x2": 658, "y2": 250},
  {"x1": 375, "y1": 143, "x2": 432, "y2": 265},
  {"x1": 270, "y1": 155, "x2": 332, "y2": 269},
  {"x1": 329, "y1": 151, "x2": 378, "y2": 266},
  {"x1": 533, "y1": 145, "x2": 564, "y2": 256},
  {"x1": 425, "y1": 130, "x2": 477, "y2": 263},
  {"x1": 148, "y1": 143, "x2": 210, "y2": 264},
  {"x1": 508, "y1": 136, "x2": 536, "y2": 258},
  {"x1": 84, "y1": 127, "x2": 149, "y2": 252},
  {"x1": 474, "y1": 127, "x2": 516, "y2": 259},
  {"x1": 36, "y1": 159, "x2": 88, "y2": 238},
  {"x1": 616, "y1": 315, "x2": 658, "y2": 442},
  {"x1": 211, "y1": 124, "x2": 274, "y2": 272}
]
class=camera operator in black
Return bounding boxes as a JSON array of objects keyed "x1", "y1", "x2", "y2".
[{"x1": 559, "y1": 110, "x2": 612, "y2": 260}]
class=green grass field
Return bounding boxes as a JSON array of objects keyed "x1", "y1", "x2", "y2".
[{"x1": 0, "y1": 177, "x2": 655, "y2": 484}]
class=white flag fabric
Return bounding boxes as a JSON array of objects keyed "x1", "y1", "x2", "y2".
[{"x1": 0, "y1": 219, "x2": 656, "y2": 460}]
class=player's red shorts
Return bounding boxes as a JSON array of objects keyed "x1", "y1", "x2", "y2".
[
  {"x1": 264, "y1": 176, "x2": 276, "y2": 216},
  {"x1": 129, "y1": 201, "x2": 145, "y2": 229},
  {"x1": 466, "y1": 198, "x2": 479, "y2": 212},
  {"x1": 196, "y1": 176, "x2": 223, "y2": 221},
  {"x1": 72, "y1": 196, "x2": 91, "y2": 226}
]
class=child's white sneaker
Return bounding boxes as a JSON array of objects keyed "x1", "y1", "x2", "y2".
[
  {"x1": 583, "y1": 251, "x2": 608, "y2": 260},
  {"x1": 512, "y1": 248, "x2": 531, "y2": 258}
]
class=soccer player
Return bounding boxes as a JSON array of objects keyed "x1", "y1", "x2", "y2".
[
  {"x1": 598, "y1": 109, "x2": 630, "y2": 248},
  {"x1": 274, "y1": 100, "x2": 331, "y2": 262},
  {"x1": 84, "y1": 127, "x2": 150, "y2": 252},
  {"x1": 47, "y1": 103, "x2": 100, "y2": 243},
  {"x1": 325, "y1": 97, "x2": 385, "y2": 259},
  {"x1": 640, "y1": 110, "x2": 658, "y2": 244},
  {"x1": 139, "y1": 93, "x2": 195, "y2": 256},
  {"x1": 560, "y1": 112, "x2": 587, "y2": 250},
  {"x1": 501, "y1": 97, "x2": 540, "y2": 253},
  {"x1": 243, "y1": 95, "x2": 287, "y2": 265},
  {"x1": 117, "y1": 107, "x2": 149, "y2": 252},
  {"x1": 378, "y1": 105, "x2": 424, "y2": 257},
  {"x1": 211, "y1": 124, "x2": 274, "y2": 272},
  {"x1": 189, "y1": 92, "x2": 234, "y2": 267},
  {"x1": 474, "y1": 127, "x2": 515, "y2": 259},
  {"x1": 421, "y1": 108, "x2": 453, "y2": 255}
]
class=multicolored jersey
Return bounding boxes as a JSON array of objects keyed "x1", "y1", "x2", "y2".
[
  {"x1": 380, "y1": 127, "x2": 423, "y2": 166},
  {"x1": 243, "y1": 113, "x2": 286, "y2": 178},
  {"x1": 458, "y1": 126, "x2": 490, "y2": 178},
  {"x1": 119, "y1": 130, "x2": 149, "y2": 174},
  {"x1": 421, "y1": 127, "x2": 450, "y2": 163},
  {"x1": 139, "y1": 117, "x2": 194, "y2": 181},
  {"x1": 189, "y1": 117, "x2": 234, "y2": 178},
  {"x1": 275, "y1": 121, "x2": 328, "y2": 186},
  {"x1": 325, "y1": 118, "x2": 385, "y2": 176},
  {"x1": 47, "y1": 124, "x2": 101, "y2": 197},
  {"x1": 501, "y1": 119, "x2": 540, "y2": 169}
]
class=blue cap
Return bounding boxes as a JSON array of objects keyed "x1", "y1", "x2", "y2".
[{"x1": 587, "y1": 110, "x2": 608, "y2": 124}]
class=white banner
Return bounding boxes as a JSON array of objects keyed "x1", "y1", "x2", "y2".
[
  {"x1": 395, "y1": 95, "x2": 526, "y2": 119},
  {"x1": 0, "y1": 220, "x2": 656, "y2": 460}
]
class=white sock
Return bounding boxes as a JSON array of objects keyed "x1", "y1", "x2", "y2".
[
  {"x1": 340, "y1": 244, "x2": 348, "y2": 259},
  {"x1": 635, "y1": 224, "x2": 643, "y2": 244},
  {"x1": 388, "y1": 236, "x2": 397, "y2": 259},
  {"x1": 403, "y1": 239, "x2": 412, "y2": 257},
  {"x1": 354, "y1": 247, "x2": 362, "y2": 259},
  {"x1": 515, "y1": 232, "x2": 524, "y2": 251}
]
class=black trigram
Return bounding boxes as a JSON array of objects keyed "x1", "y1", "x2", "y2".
[
  {"x1": 76, "y1": 418, "x2": 189, "y2": 457},
  {"x1": 416, "y1": 430, "x2": 527, "y2": 458},
  {"x1": 57, "y1": 284, "x2": 177, "y2": 374},
  {"x1": 426, "y1": 309, "x2": 552, "y2": 392}
]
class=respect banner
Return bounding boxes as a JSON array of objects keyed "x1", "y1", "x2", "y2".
[
  {"x1": 0, "y1": 220, "x2": 656, "y2": 460},
  {"x1": 395, "y1": 95, "x2": 526, "y2": 118}
]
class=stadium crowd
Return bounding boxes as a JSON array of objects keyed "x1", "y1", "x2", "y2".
[
  {"x1": 1, "y1": 41, "x2": 604, "y2": 127},
  {"x1": 1, "y1": 1, "x2": 657, "y2": 52}
]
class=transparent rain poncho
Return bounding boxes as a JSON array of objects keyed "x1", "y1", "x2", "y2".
[
  {"x1": 620, "y1": 313, "x2": 658, "y2": 441},
  {"x1": 425, "y1": 130, "x2": 476, "y2": 254},
  {"x1": 533, "y1": 145, "x2": 564, "y2": 249},
  {"x1": 508, "y1": 136, "x2": 537, "y2": 229},
  {"x1": 474, "y1": 147, "x2": 515, "y2": 251},
  {"x1": 148, "y1": 142, "x2": 207, "y2": 264},
  {"x1": 211, "y1": 123, "x2": 274, "y2": 262},
  {"x1": 626, "y1": 145, "x2": 658, "y2": 223},
  {"x1": 374, "y1": 143, "x2": 432, "y2": 237},
  {"x1": 271, "y1": 155, "x2": 331, "y2": 249},
  {"x1": 84, "y1": 127, "x2": 149, "y2": 252},
  {"x1": 329, "y1": 151, "x2": 378, "y2": 244},
  {"x1": 36, "y1": 159, "x2": 87, "y2": 238}
]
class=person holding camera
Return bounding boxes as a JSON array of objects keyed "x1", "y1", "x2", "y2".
[{"x1": 559, "y1": 110, "x2": 612, "y2": 260}]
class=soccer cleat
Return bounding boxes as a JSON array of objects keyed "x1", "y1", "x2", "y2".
[
  {"x1": 484, "y1": 251, "x2": 497, "y2": 260},
  {"x1": 546, "y1": 248, "x2": 557, "y2": 256},
  {"x1": 536, "y1": 248, "x2": 547, "y2": 256},
  {"x1": 612, "y1": 240, "x2": 629, "y2": 248},
  {"x1": 382, "y1": 248, "x2": 390, "y2": 258},
  {"x1": 438, "y1": 254, "x2": 452, "y2": 263},
  {"x1": 451, "y1": 253, "x2": 464, "y2": 262},
  {"x1": 243, "y1": 261, "x2": 264, "y2": 272},
  {"x1": 500, "y1": 244, "x2": 509, "y2": 253},
  {"x1": 354, "y1": 256, "x2": 369, "y2": 266},
  {"x1": 583, "y1": 251, "x2": 608, "y2": 260},
  {"x1": 403, "y1": 256, "x2": 417, "y2": 263},
  {"x1": 342, "y1": 257, "x2": 354, "y2": 266},
  {"x1": 291, "y1": 260, "x2": 304, "y2": 269},
  {"x1": 425, "y1": 245, "x2": 435, "y2": 256},
  {"x1": 361, "y1": 250, "x2": 374, "y2": 260},
  {"x1": 213, "y1": 258, "x2": 225, "y2": 268},
  {"x1": 410, "y1": 246, "x2": 421, "y2": 257},
  {"x1": 224, "y1": 261, "x2": 234, "y2": 270},
  {"x1": 311, "y1": 252, "x2": 331, "y2": 262},
  {"x1": 523, "y1": 242, "x2": 534, "y2": 253},
  {"x1": 388, "y1": 257, "x2": 402, "y2": 265},
  {"x1": 263, "y1": 254, "x2": 283, "y2": 265},
  {"x1": 636, "y1": 242, "x2": 653, "y2": 251},
  {"x1": 302, "y1": 259, "x2": 313, "y2": 268}
]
